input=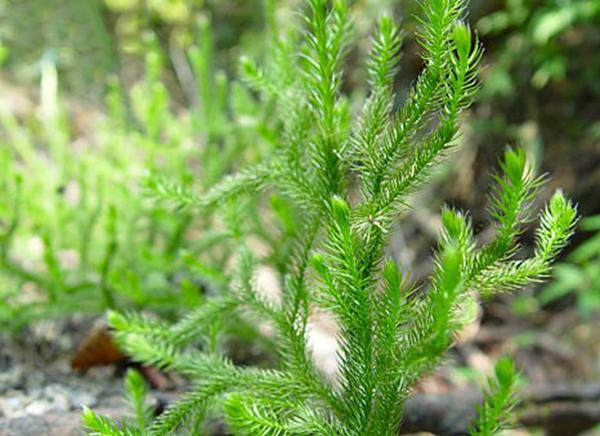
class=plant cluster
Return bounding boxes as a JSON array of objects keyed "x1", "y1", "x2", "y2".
[
  {"x1": 0, "y1": 0, "x2": 271, "y2": 101},
  {"x1": 102, "y1": 0, "x2": 266, "y2": 54},
  {"x1": 83, "y1": 0, "x2": 577, "y2": 434},
  {"x1": 0, "y1": 19, "x2": 270, "y2": 330}
]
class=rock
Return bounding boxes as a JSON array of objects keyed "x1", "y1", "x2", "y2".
[
  {"x1": 0, "y1": 412, "x2": 84, "y2": 436},
  {"x1": 66, "y1": 389, "x2": 97, "y2": 409},
  {"x1": 0, "y1": 317, "x2": 122, "y2": 427},
  {"x1": 0, "y1": 396, "x2": 158, "y2": 435},
  {"x1": 42, "y1": 384, "x2": 71, "y2": 411},
  {"x1": 24, "y1": 400, "x2": 54, "y2": 416},
  {"x1": 0, "y1": 393, "x2": 28, "y2": 418}
]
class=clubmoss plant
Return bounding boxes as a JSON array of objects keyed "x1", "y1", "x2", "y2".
[
  {"x1": 86, "y1": 0, "x2": 577, "y2": 434},
  {"x1": 471, "y1": 356, "x2": 518, "y2": 435},
  {"x1": 0, "y1": 19, "x2": 268, "y2": 329},
  {"x1": 83, "y1": 368, "x2": 152, "y2": 435},
  {"x1": 531, "y1": 214, "x2": 600, "y2": 318}
]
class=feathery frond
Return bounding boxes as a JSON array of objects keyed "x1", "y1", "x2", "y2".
[{"x1": 470, "y1": 357, "x2": 519, "y2": 435}]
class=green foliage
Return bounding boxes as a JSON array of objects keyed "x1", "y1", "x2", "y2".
[
  {"x1": 83, "y1": 408, "x2": 141, "y2": 436},
  {"x1": 0, "y1": 0, "x2": 276, "y2": 108},
  {"x1": 536, "y1": 214, "x2": 600, "y2": 317},
  {"x1": 0, "y1": 14, "x2": 271, "y2": 330},
  {"x1": 474, "y1": 0, "x2": 600, "y2": 159},
  {"x1": 0, "y1": 0, "x2": 116, "y2": 97},
  {"x1": 124, "y1": 369, "x2": 153, "y2": 431},
  {"x1": 478, "y1": 0, "x2": 600, "y2": 91},
  {"x1": 470, "y1": 356, "x2": 518, "y2": 435},
  {"x1": 88, "y1": 0, "x2": 577, "y2": 434},
  {"x1": 82, "y1": 369, "x2": 150, "y2": 435}
]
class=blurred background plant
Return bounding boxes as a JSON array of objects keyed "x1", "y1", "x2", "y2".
[
  {"x1": 0, "y1": 0, "x2": 269, "y2": 101},
  {"x1": 478, "y1": 0, "x2": 600, "y2": 93},
  {"x1": 0, "y1": 13, "x2": 277, "y2": 331}
]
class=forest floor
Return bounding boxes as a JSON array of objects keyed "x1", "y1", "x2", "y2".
[
  {"x1": 0, "y1": 315, "x2": 187, "y2": 436},
  {"x1": 1, "y1": 308, "x2": 599, "y2": 435}
]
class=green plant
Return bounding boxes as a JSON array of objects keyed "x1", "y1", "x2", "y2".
[
  {"x1": 473, "y1": 0, "x2": 600, "y2": 164},
  {"x1": 470, "y1": 356, "x2": 518, "y2": 435},
  {"x1": 86, "y1": 0, "x2": 577, "y2": 434},
  {"x1": 0, "y1": 16, "x2": 269, "y2": 330},
  {"x1": 83, "y1": 368, "x2": 153, "y2": 434},
  {"x1": 536, "y1": 214, "x2": 600, "y2": 317},
  {"x1": 478, "y1": 0, "x2": 600, "y2": 92}
]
